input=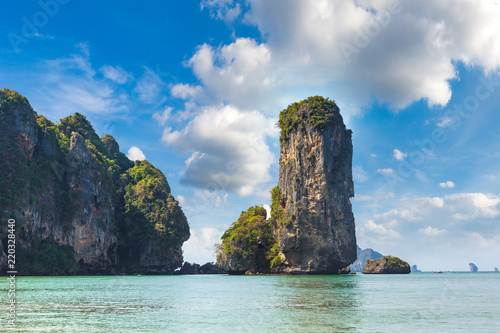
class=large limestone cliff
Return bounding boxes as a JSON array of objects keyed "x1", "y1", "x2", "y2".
[
  {"x1": 216, "y1": 96, "x2": 356, "y2": 274},
  {"x1": 0, "y1": 88, "x2": 189, "y2": 275},
  {"x1": 272, "y1": 96, "x2": 356, "y2": 273}
]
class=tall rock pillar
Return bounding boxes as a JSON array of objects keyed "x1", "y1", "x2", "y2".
[{"x1": 272, "y1": 96, "x2": 356, "y2": 274}]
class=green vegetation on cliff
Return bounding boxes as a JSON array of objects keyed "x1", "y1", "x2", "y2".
[
  {"x1": 269, "y1": 186, "x2": 290, "y2": 228},
  {"x1": 362, "y1": 255, "x2": 410, "y2": 274},
  {"x1": 57, "y1": 113, "x2": 133, "y2": 182},
  {"x1": 217, "y1": 95, "x2": 355, "y2": 274},
  {"x1": 116, "y1": 160, "x2": 190, "y2": 269},
  {"x1": 17, "y1": 238, "x2": 78, "y2": 275},
  {"x1": 278, "y1": 96, "x2": 340, "y2": 142},
  {"x1": 216, "y1": 206, "x2": 279, "y2": 271},
  {"x1": 383, "y1": 255, "x2": 409, "y2": 269},
  {"x1": 0, "y1": 89, "x2": 31, "y2": 210},
  {"x1": 0, "y1": 89, "x2": 190, "y2": 274}
]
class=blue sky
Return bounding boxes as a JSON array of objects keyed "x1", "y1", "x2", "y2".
[{"x1": 2, "y1": 0, "x2": 500, "y2": 271}]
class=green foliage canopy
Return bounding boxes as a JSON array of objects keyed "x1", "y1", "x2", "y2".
[
  {"x1": 217, "y1": 206, "x2": 281, "y2": 271},
  {"x1": 278, "y1": 96, "x2": 340, "y2": 142}
]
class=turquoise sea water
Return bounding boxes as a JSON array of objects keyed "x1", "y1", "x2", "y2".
[{"x1": 1, "y1": 272, "x2": 499, "y2": 332}]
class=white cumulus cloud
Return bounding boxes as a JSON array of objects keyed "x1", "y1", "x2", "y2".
[
  {"x1": 439, "y1": 181, "x2": 455, "y2": 188},
  {"x1": 162, "y1": 105, "x2": 278, "y2": 196},
  {"x1": 183, "y1": 0, "x2": 500, "y2": 113},
  {"x1": 182, "y1": 227, "x2": 223, "y2": 264},
  {"x1": 171, "y1": 84, "x2": 203, "y2": 100},
  {"x1": 187, "y1": 38, "x2": 277, "y2": 112},
  {"x1": 419, "y1": 226, "x2": 446, "y2": 236},
  {"x1": 364, "y1": 220, "x2": 403, "y2": 240},
  {"x1": 163, "y1": 0, "x2": 500, "y2": 200},
  {"x1": 393, "y1": 149, "x2": 407, "y2": 161},
  {"x1": 127, "y1": 146, "x2": 146, "y2": 161}
]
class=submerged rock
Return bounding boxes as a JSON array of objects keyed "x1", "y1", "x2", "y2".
[{"x1": 362, "y1": 256, "x2": 410, "y2": 274}]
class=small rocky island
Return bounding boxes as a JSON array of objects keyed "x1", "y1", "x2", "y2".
[
  {"x1": 361, "y1": 256, "x2": 411, "y2": 274},
  {"x1": 411, "y1": 264, "x2": 421, "y2": 273},
  {"x1": 469, "y1": 263, "x2": 478, "y2": 272},
  {"x1": 217, "y1": 96, "x2": 357, "y2": 274},
  {"x1": 0, "y1": 89, "x2": 190, "y2": 275},
  {"x1": 350, "y1": 246, "x2": 383, "y2": 272}
]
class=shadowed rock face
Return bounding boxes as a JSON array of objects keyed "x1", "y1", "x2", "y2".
[
  {"x1": 0, "y1": 89, "x2": 189, "y2": 275},
  {"x1": 273, "y1": 97, "x2": 357, "y2": 274},
  {"x1": 178, "y1": 262, "x2": 226, "y2": 274}
]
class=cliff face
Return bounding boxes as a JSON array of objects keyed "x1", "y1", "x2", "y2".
[
  {"x1": 216, "y1": 96, "x2": 356, "y2": 274},
  {"x1": 272, "y1": 96, "x2": 356, "y2": 274},
  {"x1": 0, "y1": 88, "x2": 189, "y2": 274},
  {"x1": 115, "y1": 160, "x2": 190, "y2": 274}
]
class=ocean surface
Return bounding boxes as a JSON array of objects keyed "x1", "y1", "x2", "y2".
[{"x1": 1, "y1": 272, "x2": 499, "y2": 332}]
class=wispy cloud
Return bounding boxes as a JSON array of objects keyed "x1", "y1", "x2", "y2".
[
  {"x1": 152, "y1": 107, "x2": 172, "y2": 126},
  {"x1": 419, "y1": 226, "x2": 446, "y2": 236},
  {"x1": 100, "y1": 65, "x2": 133, "y2": 84},
  {"x1": 377, "y1": 168, "x2": 394, "y2": 175},
  {"x1": 201, "y1": 0, "x2": 242, "y2": 23},
  {"x1": 135, "y1": 67, "x2": 166, "y2": 104},
  {"x1": 357, "y1": 192, "x2": 500, "y2": 269},
  {"x1": 35, "y1": 47, "x2": 132, "y2": 120}
]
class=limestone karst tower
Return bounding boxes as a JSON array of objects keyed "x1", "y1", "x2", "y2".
[{"x1": 272, "y1": 96, "x2": 357, "y2": 273}]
